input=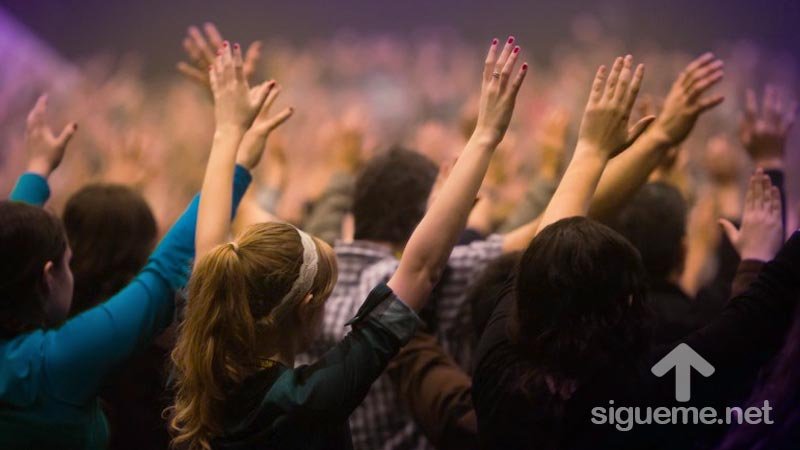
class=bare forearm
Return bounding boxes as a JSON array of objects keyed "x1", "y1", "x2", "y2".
[
  {"x1": 588, "y1": 130, "x2": 672, "y2": 221},
  {"x1": 196, "y1": 126, "x2": 245, "y2": 258},
  {"x1": 537, "y1": 146, "x2": 607, "y2": 235},
  {"x1": 390, "y1": 135, "x2": 495, "y2": 310}
]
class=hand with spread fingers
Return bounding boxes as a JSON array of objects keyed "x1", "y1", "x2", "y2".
[
  {"x1": 474, "y1": 36, "x2": 529, "y2": 147},
  {"x1": 178, "y1": 22, "x2": 262, "y2": 88},
  {"x1": 719, "y1": 168, "x2": 783, "y2": 262},
  {"x1": 236, "y1": 84, "x2": 294, "y2": 170},
  {"x1": 739, "y1": 86, "x2": 797, "y2": 169},
  {"x1": 576, "y1": 55, "x2": 654, "y2": 158},
  {"x1": 209, "y1": 42, "x2": 272, "y2": 131},
  {"x1": 650, "y1": 52, "x2": 725, "y2": 145},
  {"x1": 24, "y1": 94, "x2": 79, "y2": 178}
]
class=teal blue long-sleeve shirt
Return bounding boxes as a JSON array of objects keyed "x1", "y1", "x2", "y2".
[{"x1": 0, "y1": 167, "x2": 252, "y2": 450}]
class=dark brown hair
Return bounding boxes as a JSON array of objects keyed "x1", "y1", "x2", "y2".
[
  {"x1": 512, "y1": 217, "x2": 649, "y2": 395},
  {"x1": 63, "y1": 184, "x2": 157, "y2": 314},
  {"x1": 353, "y1": 147, "x2": 438, "y2": 245},
  {"x1": 0, "y1": 201, "x2": 68, "y2": 337}
]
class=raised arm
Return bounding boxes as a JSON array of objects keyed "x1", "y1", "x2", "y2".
[
  {"x1": 536, "y1": 55, "x2": 653, "y2": 234},
  {"x1": 739, "y1": 85, "x2": 797, "y2": 230},
  {"x1": 195, "y1": 42, "x2": 291, "y2": 259},
  {"x1": 588, "y1": 53, "x2": 725, "y2": 221},
  {"x1": 388, "y1": 37, "x2": 528, "y2": 310},
  {"x1": 9, "y1": 94, "x2": 78, "y2": 205}
]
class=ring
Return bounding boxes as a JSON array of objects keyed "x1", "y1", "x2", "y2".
[{"x1": 492, "y1": 72, "x2": 501, "y2": 79}]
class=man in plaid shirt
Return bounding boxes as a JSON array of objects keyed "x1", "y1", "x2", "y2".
[{"x1": 297, "y1": 148, "x2": 543, "y2": 449}]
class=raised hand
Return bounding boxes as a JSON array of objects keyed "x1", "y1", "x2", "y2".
[
  {"x1": 474, "y1": 36, "x2": 529, "y2": 147},
  {"x1": 719, "y1": 168, "x2": 783, "y2": 261},
  {"x1": 209, "y1": 42, "x2": 271, "y2": 131},
  {"x1": 236, "y1": 84, "x2": 294, "y2": 170},
  {"x1": 24, "y1": 94, "x2": 78, "y2": 178},
  {"x1": 536, "y1": 55, "x2": 651, "y2": 234},
  {"x1": 178, "y1": 22, "x2": 262, "y2": 88},
  {"x1": 577, "y1": 55, "x2": 654, "y2": 158},
  {"x1": 650, "y1": 52, "x2": 724, "y2": 145},
  {"x1": 739, "y1": 86, "x2": 797, "y2": 169},
  {"x1": 388, "y1": 36, "x2": 527, "y2": 310}
]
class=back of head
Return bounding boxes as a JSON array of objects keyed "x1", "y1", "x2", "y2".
[
  {"x1": 170, "y1": 222, "x2": 337, "y2": 450},
  {"x1": 353, "y1": 147, "x2": 438, "y2": 245},
  {"x1": 512, "y1": 217, "x2": 649, "y2": 389},
  {"x1": 63, "y1": 184, "x2": 157, "y2": 314},
  {"x1": 0, "y1": 201, "x2": 67, "y2": 338},
  {"x1": 612, "y1": 182, "x2": 687, "y2": 284}
]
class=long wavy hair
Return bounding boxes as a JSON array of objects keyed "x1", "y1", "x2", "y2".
[
  {"x1": 168, "y1": 222, "x2": 337, "y2": 450},
  {"x1": 511, "y1": 217, "x2": 650, "y2": 401}
]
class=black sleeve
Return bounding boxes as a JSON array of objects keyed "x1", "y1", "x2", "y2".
[{"x1": 652, "y1": 230, "x2": 800, "y2": 407}]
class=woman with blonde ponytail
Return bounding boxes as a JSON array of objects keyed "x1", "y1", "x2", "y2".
[{"x1": 169, "y1": 37, "x2": 528, "y2": 450}]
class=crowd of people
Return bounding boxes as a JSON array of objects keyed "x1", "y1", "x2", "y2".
[{"x1": 1, "y1": 17, "x2": 799, "y2": 450}]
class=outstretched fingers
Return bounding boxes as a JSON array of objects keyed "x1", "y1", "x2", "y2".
[
  {"x1": 612, "y1": 55, "x2": 633, "y2": 104},
  {"x1": 500, "y1": 45, "x2": 521, "y2": 89},
  {"x1": 27, "y1": 94, "x2": 48, "y2": 127},
  {"x1": 483, "y1": 38, "x2": 500, "y2": 83},
  {"x1": 188, "y1": 26, "x2": 215, "y2": 66},
  {"x1": 603, "y1": 56, "x2": 624, "y2": 101},
  {"x1": 492, "y1": 36, "x2": 516, "y2": 85},
  {"x1": 232, "y1": 43, "x2": 245, "y2": 83},
  {"x1": 588, "y1": 65, "x2": 607, "y2": 105},
  {"x1": 623, "y1": 63, "x2": 645, "y2": 112}
]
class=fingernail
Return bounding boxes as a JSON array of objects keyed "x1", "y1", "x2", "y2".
[
  {"x1": 513, "y1": 46, "x2": 520, "y2": 54},
  {"x1": 223, "y1": 41, "x2": 229, "y2": 47},
  {"x1": 233, "y1": 43, "x2": 240, "y2": 50},
  {"x1": 73, "y1": 123, "x2": 78, "y2": 130},
  {"x1": 507, "y1": 36, "x2": 515, "y2": 44},
  {"x1": 522, "y1": 63, "x2": 528, "y2": 71},
  {"x1": 492, "y1": 38, "x2": 498, "y2": 45}
]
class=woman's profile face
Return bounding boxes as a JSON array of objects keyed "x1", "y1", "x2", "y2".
[{"x1": 44, "y1": 246, "x2": 74, "y2": 324}]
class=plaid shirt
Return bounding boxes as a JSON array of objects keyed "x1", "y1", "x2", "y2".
[{"x1": 297, "y1": 235, "x2": 504, "y2": 450}]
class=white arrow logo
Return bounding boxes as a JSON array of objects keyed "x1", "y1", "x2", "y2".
[{"x1": 651, "y1": 343, "x2": 714, "y2": 402}]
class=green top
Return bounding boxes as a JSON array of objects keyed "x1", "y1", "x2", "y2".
[
  {"x1": 213, "y1": 283, "x2": 421, "y2": 450},
  {"x1": 0, "y1": 168, "x2": 251, "y2": 450}
]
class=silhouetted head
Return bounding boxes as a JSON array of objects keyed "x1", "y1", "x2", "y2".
[
  {"x1": 611, "y1": 182, "x2": 687, "y2": 284},
  {"x1": 63, "y1": 184, "x2": 157, "y2": 314},
  {"x1": 512, "y1": 217, "x2": 649, "y2": 390},
  {"x1": 353, "y1": 147, "x2": 438, "y2": 246},
  {"x1": 0, "y1": 201, "x2": 71, "y2": 337}
]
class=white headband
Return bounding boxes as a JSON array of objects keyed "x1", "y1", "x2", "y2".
[{"x1": 277, "y1": 227, "x2": 319, "y2": 305}]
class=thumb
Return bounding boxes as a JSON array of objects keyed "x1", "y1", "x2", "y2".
[
  {"x1": 718, "y1": 218, "x2": 739, "y2": 245},
  {"x1": 56, "y1": 122, "x2": 78, "y2": 148},
  {"x1": 253, "y1": 81, "x2": 273, "y2": 111},
  {"x1": 264, "y1": 106, "x2": 294, "y2": 132},
  {"x1": 625, "y1": 115, "x2": 656, "y2": 147}
]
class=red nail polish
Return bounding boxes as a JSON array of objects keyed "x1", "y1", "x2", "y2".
[
  {"x1": 522, "y1": 63, "x2": 528, "y2": 71},
  {"x1": 507, "y1": 36, "x2": 515, "y2": 44},
  {"x1": 223, "y1": 41, "x2": 228, "y2": 47},
  {"x1": 233, "y1": 43, "x2": 240, "y2": 50},
  {"x1": 513, "y1": 47, "x2": 520, "y2": 54},
  {"x1": 492, "y1": 38, "x2": 498, "y2": 45}
]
